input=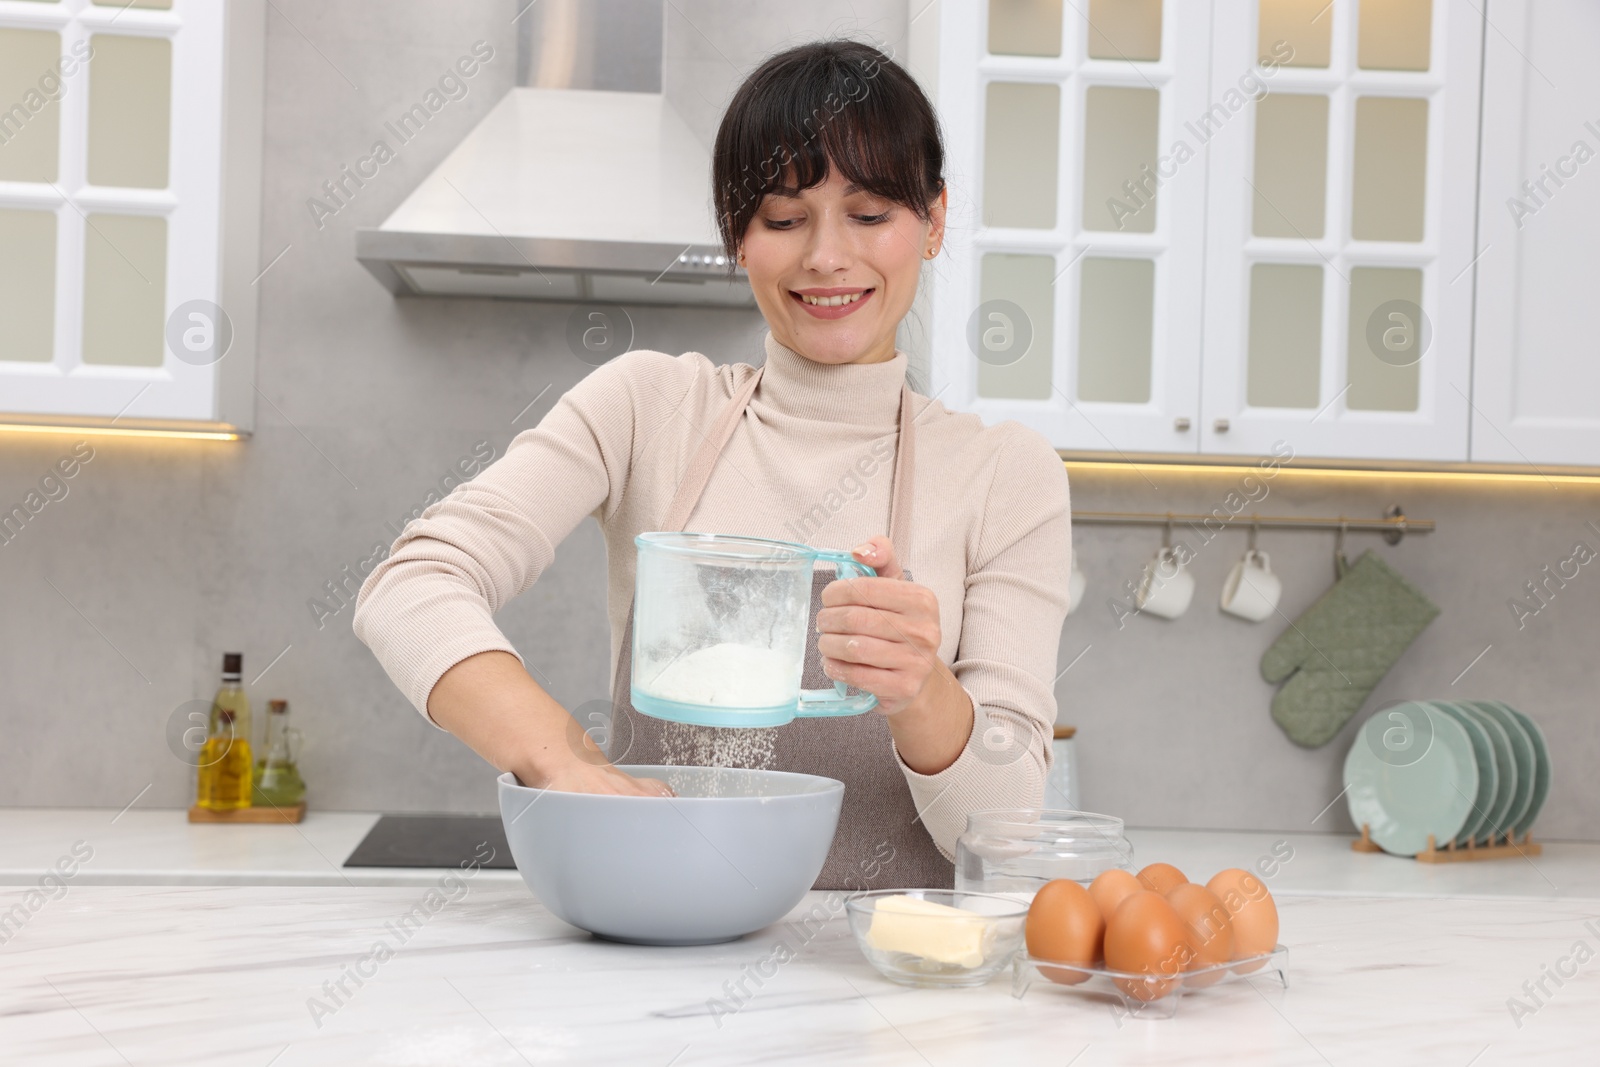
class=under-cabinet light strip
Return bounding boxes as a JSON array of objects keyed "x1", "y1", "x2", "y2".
[{"x1": 0, "y1": 423, "x2": 241, "y2": 442}]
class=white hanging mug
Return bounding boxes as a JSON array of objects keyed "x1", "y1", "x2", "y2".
[
  {"x1": 1136, "y1": 546, "x2": 1194, "y2": 619},
  {"x1": 1220, "y1": 548, "x2": 1282, "y2": 622},
  {"x1": 1066, "y1": 558, "x2": 1087, "y2": 616}
]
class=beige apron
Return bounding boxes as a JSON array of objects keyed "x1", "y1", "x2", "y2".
[{"x1": 607, "y1": 363, "x2": 954, "y2": 890}]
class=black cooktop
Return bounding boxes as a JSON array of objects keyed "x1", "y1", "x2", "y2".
[{"x1": 343, "y1": 814, "x2": 515, "y2": 869}]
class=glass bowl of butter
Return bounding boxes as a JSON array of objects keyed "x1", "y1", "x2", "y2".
[{"x1": 844, "y1": 889, "x2": 1029, "y2": 987}]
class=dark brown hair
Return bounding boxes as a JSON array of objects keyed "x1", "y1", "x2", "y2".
[{"x1": 711, "y1": 39, "x2": 946, "y2": 276}]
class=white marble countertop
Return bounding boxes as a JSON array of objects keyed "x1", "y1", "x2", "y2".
[
  {"x1": 4, "y1": 881, "x2": 1595, "y2": 1065},
  {"x1": 0, "y1": 808, "x2": 522, "y2": 887},
  {"x1": 2, "y1": 807, "x2": 1596, "y2": 1064}
]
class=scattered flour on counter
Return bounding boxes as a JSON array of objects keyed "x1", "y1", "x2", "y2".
[{"x1": 643, "y1": 642, "x2": 800, "y2": 708}]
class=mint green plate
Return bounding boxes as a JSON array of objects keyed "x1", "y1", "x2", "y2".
[
  {"x1": 1344, "y1": 701, "x2": 1478, "y2": 857},
  {"x1": 1452, "y1": 702, "x2": 1518, "y2": 845},
  {"x1": 1467, "y1": 701, "x2": 1535, "y2": 843},
  {"x1": 1429, "y1": 702, "x2": 1496, "y2": 847},
  {"x1": 1494, "y1": 702, "x2": 1550, "y2": 837}
]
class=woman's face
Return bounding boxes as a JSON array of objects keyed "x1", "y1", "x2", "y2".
[{"x1": 739, "y1": 165, "x2": 946, "y2": 367}]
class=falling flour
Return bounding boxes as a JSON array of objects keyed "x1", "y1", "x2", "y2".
[
  {"x1": 641, "y1": 642, "x2": 796, "y2": 795},
  {"x1": 659, "y1": 724, "x2": 780, "y2": 796}
]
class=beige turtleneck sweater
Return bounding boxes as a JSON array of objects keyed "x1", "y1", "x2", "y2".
[{"x1": 353, "y1": 330, "x2": 1072, "y2": 860}]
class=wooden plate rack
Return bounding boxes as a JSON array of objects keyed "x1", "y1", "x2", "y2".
[{"x1": 1352, "y1": 822, "x2": 1541, "y2": 862}]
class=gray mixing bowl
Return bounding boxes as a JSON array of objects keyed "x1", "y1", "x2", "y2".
[{"x1": 497, "y1": 765, "x2": 844, "y2": 946}]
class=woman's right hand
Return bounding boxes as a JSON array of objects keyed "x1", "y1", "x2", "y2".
[
  {"x1": 518, "y1": 722, "x2": 675, "y2": 797},
  {"x1": 531, "y1": 759, "x2": 676, "y2": 797},
  {"x1": 426, "y1": 650, "x2": 675, "y2": 799}
]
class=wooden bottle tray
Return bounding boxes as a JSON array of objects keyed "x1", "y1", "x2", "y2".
[
  {"x1": 1352, "y1": 822, "x2": 1541, "y2": 862},
  {"x1": 188, "y1": 803, "x2": 305, "y2": 824}
]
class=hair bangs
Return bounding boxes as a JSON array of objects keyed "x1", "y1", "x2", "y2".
[{"x1": 712, "y1": 40, "x2": 945, "y2": 273}]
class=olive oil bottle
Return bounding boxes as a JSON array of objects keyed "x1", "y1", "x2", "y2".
[
  {"x1": 196, "y1": 653, "x2": 253, "y2": 810},
  {"x1": 198, "y1": 709, "x2": 253, "y2": 809},
  {"x1": 251, "y1": 699, "x2": 306, "y2": 808}
]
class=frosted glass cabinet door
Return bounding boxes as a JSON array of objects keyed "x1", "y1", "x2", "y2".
[
  {"x1": 0, "y1": 209, "x2": 57, "y2": 362},
  {"x1": 929, "y1": 0, "x2": 1210, "y2": 454},
  {"x1": 1472, "y1": 0, "x2": 1600, "y2": 467},
  {"x1": 86, "y1": 33, "x2": 172, "y2": 189},
  {"x1": 0, "y1": 28, "x2": 62, "y2": 182},
  {"x1": 0, "y1": 1, "x2": 258, "y2": 431},
  {"x1": 983, "y1": 82, "x2": 1060, "y2": 229},
  {"x1": 1197, "y1": 0, "x2": 1481, "y2": 462}
]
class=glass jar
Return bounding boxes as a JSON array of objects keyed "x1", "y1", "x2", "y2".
[
  {"x1": 954, "y1": 809, "x2": 1134, "y2": 899},
  {"x1": 1045, "y1": 725, "x2": 1079, "y2": 809}
]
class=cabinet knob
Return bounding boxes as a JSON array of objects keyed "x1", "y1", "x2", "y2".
[
  {"x1": 1214, "y1": 418, "x2": 1230, "y2": 433},
  {"x1": 1174, "y1": 417, "x2": 1191, "y2": 432}
]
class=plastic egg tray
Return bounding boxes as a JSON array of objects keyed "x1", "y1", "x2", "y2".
[{"x1": 1011, "y1": 945, "x2": 1289, "y2": 1020}]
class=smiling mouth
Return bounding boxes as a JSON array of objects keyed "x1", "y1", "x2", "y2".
[
  {"x1": 787, "y1": 287, "x2": 876, "y2": 321},
  {"x1": 790, "y1": 288, "x2": 874, "y2": 307}
]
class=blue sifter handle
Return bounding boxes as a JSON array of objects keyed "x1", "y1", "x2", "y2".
[{"x1": 796, "y1": 550, "x2": 879, "y2": 717}]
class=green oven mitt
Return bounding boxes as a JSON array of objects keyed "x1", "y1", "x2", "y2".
[{"x1": 1260, "y1": 550, "x2": 1439, "y2": 748}]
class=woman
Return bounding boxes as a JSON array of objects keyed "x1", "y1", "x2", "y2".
[{"x1": 354, "y1": 40, "x2": 1071, "y2": 890}]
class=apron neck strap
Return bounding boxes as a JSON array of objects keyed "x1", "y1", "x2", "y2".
[
  {"x1": 660, "y1": 366, "x2": 764, "y2": 533},
  {"x1": 661, "y1": 365, "x2": 917, "y2": 560},
  {"x1": 886, "y1": 382, "x2": 915, "y2": 554}
]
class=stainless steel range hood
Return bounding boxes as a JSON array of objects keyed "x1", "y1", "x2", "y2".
[{"x1": 356, "y1": 0, "x2": 753, "y2": 308}]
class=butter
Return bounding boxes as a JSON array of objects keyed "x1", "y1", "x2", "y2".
[{"x1": 863, "y1": 895, "x2": 993, "y2": 967}]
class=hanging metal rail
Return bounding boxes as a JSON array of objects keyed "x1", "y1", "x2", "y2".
[{"x1": 1070, "y1": 506, "x2": 1433, "y2": 545}]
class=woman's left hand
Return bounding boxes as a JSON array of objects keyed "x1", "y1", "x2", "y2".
[{"x1": 815, "y1": 535, "x2": 941, "y2": 717}]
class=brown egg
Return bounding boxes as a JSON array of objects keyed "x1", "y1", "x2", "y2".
[
  {"x1": 1165, "y1": 883, "x2": 1234, "y2": 987},
  {"x1": 1026, "y1": 879, "x2": 1103, "y2": 985},
  {"x1": 1206, "y1": 868, "x2": 1280, "y2": 972},
  {"x1": 1103, "y1": 890, "x2": 1191, "y2": 1002},
  {"x1": 1137, "y1": 862, "x2": 1188, "y2": 896},
  {"x1": 1088, "y1": 868, "x2": 1142, "y2": 926}
]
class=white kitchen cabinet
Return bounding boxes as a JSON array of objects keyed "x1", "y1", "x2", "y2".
[
  {"x1": 1469, "y1": 0, "x2": 1600, "y2": 469},
  {"x1": 0, "y1": 0, "x2": 263, "y2": 434},
  {"x1": 929, "y1": 0, "x2": 1211, "y2": 455},
  {"x1": 1198, "y1": 0, "x2": 1482, "y2": 462},
  {"x1": 927, "y1": 1, "x2": 1515, "y2": 468}
]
